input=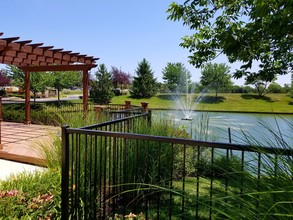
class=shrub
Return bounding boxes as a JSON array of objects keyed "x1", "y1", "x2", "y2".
[
  {"x1": 0, "y1": 169, "x2": 61, "y2": 219},
  {"x1": 0, "y1": 89, "x2": 6, "y2": 96}
]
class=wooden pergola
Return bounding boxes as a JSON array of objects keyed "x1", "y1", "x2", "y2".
[{"x1": 0, "y1": 32, "x2": 98, "y2": 124}]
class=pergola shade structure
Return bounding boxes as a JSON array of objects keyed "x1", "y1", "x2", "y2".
[{"x1": 0, "y1": 32, "x2": 99, "y2": 124}]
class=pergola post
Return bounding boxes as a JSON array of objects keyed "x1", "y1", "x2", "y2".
[
  {"x1": 83, "y1": 69, "x2": 89, "y2": 113},
  {"x1": 24, "y1": 71, "x2": 31, "y2": 124}
]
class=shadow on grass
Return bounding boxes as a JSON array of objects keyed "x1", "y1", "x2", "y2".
[
  {"x1": 157, "y1": 94, "x2": 226, "y2": 104},
  {"x1": 157, "y1": 94, "x2": 177, "y2": 100},
  {"x1": 241, "y1": 94, "x2": 273, "y2": 102},
  {"x1": 200, "y1": 96, "x2": 226, "y2": 104}
]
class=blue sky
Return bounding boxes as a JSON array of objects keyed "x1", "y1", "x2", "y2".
[{"x1": 0, "y1": 0, "x2": 290, "y2": 86}]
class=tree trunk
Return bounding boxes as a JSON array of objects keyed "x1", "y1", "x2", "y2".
[
  {"x1": 33, "y1": 91, "x2": 36, "y2": 106},
  {"x1": 57, "y1": 89, "x2": 60, "y2": 101}
]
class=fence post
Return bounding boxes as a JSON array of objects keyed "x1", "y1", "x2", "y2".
[
  {"x1": 94, "y1": 105, "x2": 105, "y2": 118},
  {"x1": 147, "y1": 109, "x2": 152, "y2": 126},
  {"x1": 141, "y1": 102, "x2": 148, "y2": 113},
  {"x1": 61, "y1": 125, "x2": 70, "y2": 220},
  {"x1": 125, "y1": 100, "x2": 131, "y2": 109},
  {"x1": 0, "y1": 96, "x2": 2, "y2": 150}
]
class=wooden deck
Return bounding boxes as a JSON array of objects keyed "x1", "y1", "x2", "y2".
[{"x1": 0, "y1": 122, "x2": 60, "y2": 166}]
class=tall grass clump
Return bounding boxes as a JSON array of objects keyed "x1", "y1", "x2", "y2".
[
  {"x1": 193, "y1": 116, "x2": 293, "y2": 219},
  {"x1": 33, "y1": 110, "x2": 109, "y2": 169}
]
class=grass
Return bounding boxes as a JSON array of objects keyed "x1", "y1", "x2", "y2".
[{"x1": 111, "y1": 93, "x2": 293, "y2": 113}]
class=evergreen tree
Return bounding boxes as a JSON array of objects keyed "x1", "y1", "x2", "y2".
[
  {"x1": 131, "y1": 58, "x2": 158, "y2": 98},
  {"x1": 90, "y1": 64, "x2": 114, "y2": 104}
]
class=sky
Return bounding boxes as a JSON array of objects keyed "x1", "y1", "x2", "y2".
[{"x1": 0, "y1": 0, "x2": 291, "y2": 86}]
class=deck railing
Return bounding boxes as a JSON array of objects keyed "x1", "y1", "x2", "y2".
[
  {"x1": 1, "y1": 100, "x2": 142, "y2": 124},
  {"x1": 61, "y1": 109, "x2": 293, "y2": 219}
]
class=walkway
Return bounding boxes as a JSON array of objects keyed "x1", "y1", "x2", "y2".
[{"x1": 0, "y1": 122, "x2": 60, "y2": 166}]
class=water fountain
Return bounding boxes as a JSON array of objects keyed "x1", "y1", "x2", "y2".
[{"x1": 173, "y1": 82, "x2": 205, "y2": 121}]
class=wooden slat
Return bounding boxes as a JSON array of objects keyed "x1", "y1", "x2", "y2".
[
  {"x1": 8, "y1": 43, "x2": 21, "y2": 51},
  {"x1": 40, "y1": 46, "x2": 54, "y2": 50},
  {"x1": 44, "y1": 50, "x2": 53, "y2": 57},
  {"x1": 21, "y1": 45, "x2": 33, "y2": 53},
  {"x1": 14, "y1": 57, "x2": 24, "y2": 63},
  {"x1": 14, "y1": 40, "x2": 32, "y2": 45},
  {"x1": 5, "y1": 51, "x2": 17, "y2": 57},
  {"x1": 0, "y1": 32, "x2": 97, "y2": 68},
  {"x1": 60, "y1": 50, "x2": 72, "y2": 53},
  {"x1": 27, "y1": 54, "x2": 37, "y2": 60},
  {"x1": 50, "y1": 48, "x2": 63, "y2": 52},
  {"x1": 0, "y1": 37, "x2": 20, "y2": 43},
  {"x1": 17, "y1": 52, "x2": 28, "y2": 59},
  {"x1": 28, "y1": 43, "x2": 44, "y2": 48},
  {"x1": 33, "y1": 48, "x2": 44, "y2": 56},
  {"x1": 21, "y1": 64, "x2": 97, "y2": 72},
  {"x1": 0, "y1": 40, "x2": 7, "y2": 46}
]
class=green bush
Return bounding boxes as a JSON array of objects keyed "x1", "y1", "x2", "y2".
[
  {"x1": 0, "y1": 89, "x2": 6, "y2": 96},
  {"x1": 0, "y1": 169, "x2": 61, "y2": 219}
]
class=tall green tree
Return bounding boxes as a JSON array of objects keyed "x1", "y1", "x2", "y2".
[
  {"x1": 131, "y1": 58, "x2": 158, "y2": 98},
  {"x1": 268, "y1": 82, "x2": 283, "y2": 94},
  {"x1": 167, "y1": 1, "x2": 293, "y2": 82},
  {"x1": 49, "y1": 71, "x2": 82, "y2": 101},
  {"x1": 5, "y1": 65, "x2": 24, "y2": 88},
  {"x1": 90, "y1": 64, "x2": 114, "y2": 104},
  {"x1": 162, "y1": 62, "x2": 191, "y2": 93},
  {"x1": 30, "y1": 72, "x2": 51, "y2": 104},
  {"x1": 5, "y1": 65, "x2": 51, "y2": 104},
  {"x1": 245, "y1": 74, "x2": 277, "y2": 97},
  {"x1": 200, "y1": 63, "x2": 232, "y2": 98}
]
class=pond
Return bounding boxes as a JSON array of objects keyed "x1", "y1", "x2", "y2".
[{"x1": 152, "y1": 110, "x2": 293, "y2": 147}]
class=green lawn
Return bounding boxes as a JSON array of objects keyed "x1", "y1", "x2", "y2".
[{"x1": 111, "y1": 93, "x2": 293, "y2": 113}]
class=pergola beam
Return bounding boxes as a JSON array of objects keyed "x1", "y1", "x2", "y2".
[{"x1": 21, "y1": 64, "x2": 97, "y2": 72}]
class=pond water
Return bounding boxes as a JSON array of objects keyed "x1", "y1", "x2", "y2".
[{"x1": 153, "y1": 110, "x2": 293, "y2": 147}]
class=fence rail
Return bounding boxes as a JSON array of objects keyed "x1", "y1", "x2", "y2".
[
  {"x1": 1, "y1": 100, "x2": 142, "y2": 124},
  {"x1": 61, "y1": 114, "x2": 293, "y2": 219}
]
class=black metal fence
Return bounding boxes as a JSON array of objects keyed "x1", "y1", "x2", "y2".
[
  {"x1": 1, "y1": 100, "x2": 142, "y2": 124},
  {"x1": 61, "y1": 113, "x2": 293, "y2": 219}
]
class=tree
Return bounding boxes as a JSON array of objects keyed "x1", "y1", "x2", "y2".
[
  {"x1": 5, "y1": 66, "x2": 50, "y2": 103},
  {"x1": 167, "y1": 1, "x2": 293, "y2": 82},
  {"x1": 5, "y1": 65, "x2": 24, "y2": 88},
  {"x1": 0, "y1": 69, "x2": 11, "y2": 87},
  {"x1": 90, "y1": 64, "x2": 114, "y2": 104},
  {"x1": 245, "y1": 74, "x2": 276, "y2": 97},
  {"x1": 200, "y1": 63, "x2": 232, "y2": 98},
  {"x1": 49, "y1": 71, "x2": 82, "y2": 101},
  {"x1": 30, "y1": 72, "x2": 51, "y2": 104},
  {"x1": 268, "y1": 82, "x2": 283, "y2": 94},
  {"x1": 111, "y1": 67, "x2": 132, "y2": 91},
  {"x1": 130, "y1": 58, "x2": 158, "y2": 98},
  {"x1": 162, "y1": 62, "x2": 191, "y2": 93}
]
